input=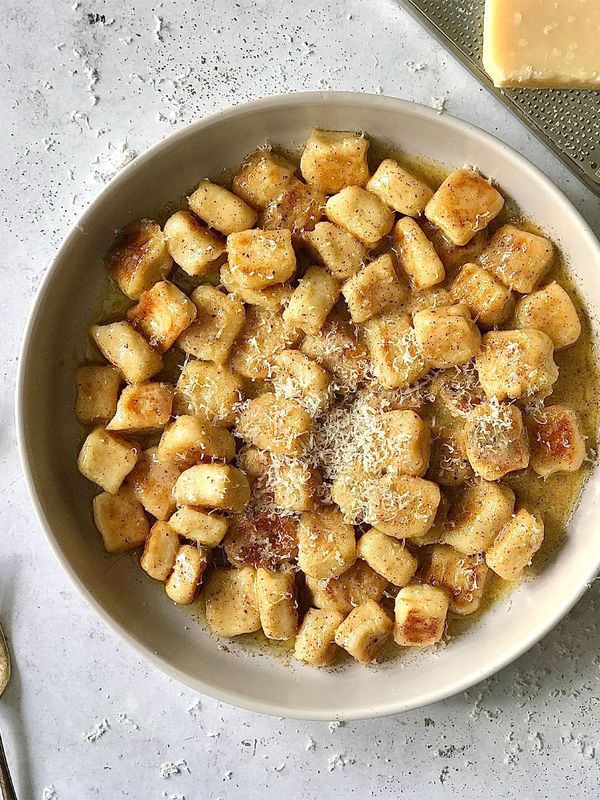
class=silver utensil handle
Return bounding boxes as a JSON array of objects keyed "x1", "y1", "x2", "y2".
[{"x1": 0, "y1": 735, "x2": 17, "y2": 800}]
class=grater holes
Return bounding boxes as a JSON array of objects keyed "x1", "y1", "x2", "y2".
[
  {"x1": 506, "y1": 86, "x2": 598, "y2": 163},
  {"x1": 417, "y1": 0, "x2": 482, "y2": 56}
]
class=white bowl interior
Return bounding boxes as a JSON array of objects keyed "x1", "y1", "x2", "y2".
[{"x1": 18, "y1": 93, "x2": 600, "y2": 719}]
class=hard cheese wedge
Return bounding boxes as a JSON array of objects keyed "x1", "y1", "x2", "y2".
[{"x1": 483, "y1": 0, "x2": 600, "y2": 88}]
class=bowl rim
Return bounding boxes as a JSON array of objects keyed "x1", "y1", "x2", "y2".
[{"x1": 15, "y1": 90, "x2": 600, "y2": 720}]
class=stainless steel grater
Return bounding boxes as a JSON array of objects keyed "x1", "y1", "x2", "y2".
[{"x1": 397, "y1": 0, "x2": 600, "y2": 196}]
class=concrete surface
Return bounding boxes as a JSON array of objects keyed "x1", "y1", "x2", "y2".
[{"x1": 2, "y1": 1, "x2": 600, "y2": 798}]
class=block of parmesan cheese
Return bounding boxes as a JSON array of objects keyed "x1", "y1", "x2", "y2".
[{"x1": 483, "y1": 0, "x2": 600, "y2": 88}]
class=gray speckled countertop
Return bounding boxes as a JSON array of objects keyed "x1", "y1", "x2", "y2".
[{"x1": 2, "y1": 1, "x2": 600, "y2": 798}]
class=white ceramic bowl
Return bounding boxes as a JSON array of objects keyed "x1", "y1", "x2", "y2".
[{"x1": 17, "y1": 92, "x2": 600, "y2": 720}]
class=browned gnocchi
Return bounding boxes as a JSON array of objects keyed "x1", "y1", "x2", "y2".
[{"x1": 75, "y1": 128, "x2": 594, "y2": 669}]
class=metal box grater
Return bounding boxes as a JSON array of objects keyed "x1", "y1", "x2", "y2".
[{"x1": 397, "y1": 0, "x2": 600, "y2": 195}]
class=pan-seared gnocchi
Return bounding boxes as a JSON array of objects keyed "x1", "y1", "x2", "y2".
[{"x1": 75, "y1": 128, "x2": 596, "y2": 669}]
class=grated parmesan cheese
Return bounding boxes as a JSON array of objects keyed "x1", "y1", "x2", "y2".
[
  {"x1": 468, "y1": 397, "x2": 518, "y2": 453},
  {"x1": 160, "y1": 759, "x2": 189, "y2": 778},
  {"x1": 82, "y1": 718, "x2": 109, "y2": 742}
]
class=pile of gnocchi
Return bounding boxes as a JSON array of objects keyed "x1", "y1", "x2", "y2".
[{"x1": 76, "y1": 128, "x2": 589, "y2": 667}]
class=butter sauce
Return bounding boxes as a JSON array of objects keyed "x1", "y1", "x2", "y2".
[{"x1": 90, "y1": 142, "x2": 600, "y2": 661}]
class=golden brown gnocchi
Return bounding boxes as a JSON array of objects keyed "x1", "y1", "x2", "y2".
[
  {"x1": 174, "y1": 361, "x2": 243, "y2": 426},
  {"x1": 294, "y1": 607, "x2": 345, "y2": 666},
  {"x1": 486, "y1": 509, "x2": 544, "y2": 581},
  {"x1": 423, "y1": 545, "x2": 488, "y2": 615},
  {"x1": 256, "y1": 568, "x2": 298, "y2": 640},
  {"x1": 305, "y1": 560, "x2": 388, "y2": 615},
  {"x1": 174, "y1": 464, "x2": 250, "y2": 512},
  {"x1": 525, "y1": 405, "x2": 586, "y2": 478},
  {"x1": 78, "y1": 428, "x2": 140, "y2": 494},
  {"x1": 283, "y1": 266, "x2": 340, "y2": 335},
  {"x1": 128, "y1": 280, "x2": 197, "y2": 353},
  {"x1": 342, "y1": 253, "x2": 407, "y2": 324},
  {"x1": 480, "y1": 224, "x2": 553, "y2": 293},
  {"x1": 300, "y1": 129, "x2": 370, "y2": 194},
  {"x1": 326, "y1": 187, "x2": 394, "y2": 246},
  {"x1": 106, "y1": 382, "x2": 173, "y2": 433},
  {"x1": 91, "y1": 322, "x2": 163, "y2": 384},
  {"x1": 476, "y1": 329, "x2": 558, "y2": 401},
  {"x1": 297, "y1": 507, "x2": 357, "y2": 579},
  {"x1": 261, "y1": 181, "x2": 326, "y2": 240},
  {"x1": 442, "y1": 479, "x2": 515, "y2": 555},
  {"x1": 363, "y1": 310, "x2": 430, "y2": 389},
  {"x1": 93, "y1": 485, "x2": 149, "y2": 553},
  {"x1": 451, "y1": 262, "x2": 513, "y2": 327},
  {"x1": 176, "y1": 284, "x2": 245, "y2": 363},
  {"x1": 367, "y1": 158, "x2": 433, "y2": 217},
  {"x1": 304, "y1": 221, "x2": 367, "y2": 279},
  {"x1": 413, "y1": 305, "x2": 481, "y2": 369},
  {"x1": 188, "y1": 180, "x2": 258, "y2": 234},
  {"x1": 127, "y1": 447, "x2": 181, "y2": 520},
  {"x1": 76, "y1": 129, "x2": 593, "y2": 670},
  {"x1": 75, "y1": 365, "x2": 120, "y2": 424},
  {"x1": 163, "y1": 211, "x2": 226, "y2": 276},
  {"x1": 394, "y1": 584, "x2": 449, "y2": 647},
  {"x1": 464, "y1": 400, "x2": 530, "y2": 481},
  {"x1": 393, "y1": 216, "x2": 446, "y2": 290},
  {"x1": 232, "y1": 150, "x2": 299, "y2": 210},
  {"x1": 514, "y1": 281, "x2": 581, "y2": 349},
  {"x1": 204, "y1": 567, "x2": 261, "y2": 636},
  {"x1": 106, "y1": 219, "x2": 173, "y2": 299},
  {"x1": 425, "y1": 169, "x2": 504, "y2": 246},
  {"x1": 141, "y1": 521, "x2": 181, "y2": 581},
  {"x1": 230, "y1": 305, "x2": 301, "y2": 380},
  {"x1": 236, "y1": 393, "x2": 312, "y2": 456},
  {"x1": 227, "y1": 228, "x2": 296, "y2": 289},
  {"x1": 357, "y1": 529, "x2": 418, "y2": 587},
  {"x1": 334, "y1": 600, "x2": 393, "y2": 663}
]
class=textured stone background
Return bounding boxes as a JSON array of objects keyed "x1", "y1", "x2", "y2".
[{"x1": 2, "y1": 1, "x2": 600, "y2": 798}]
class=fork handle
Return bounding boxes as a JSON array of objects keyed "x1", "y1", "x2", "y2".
[{"x1": 0, "y1": 734, "x2": 17, "y2": 800}]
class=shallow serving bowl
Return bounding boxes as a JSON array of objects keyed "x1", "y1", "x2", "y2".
[{"x1": 17, "y1": 92, "x2": 600, "y2": 720}]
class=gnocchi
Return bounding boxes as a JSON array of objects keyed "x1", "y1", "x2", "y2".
[
  {"x1": 476, "y1": 329, "x2": 558, "y2": 401},
  {"x1": 300, "y1": 129, "x2": 370, "y2": 194},
  {"x1": 334, "y1": 600, "x2": 393, "y2": 663},
  {"x1": 342, "y1": 253, "x2": 407, "y2": 324},
  {"x1": 525, "y1": 405, "x2": 586, "y2": 478},
  {"x1": 367, "y1": 158, "x2": 433, "y2": 217},
  {"x1": 176, "y1": 284, "x2": 245, "y2": 363},
  {"x1": 413, "y1": 305, "x2": 481, "y2": 369},
  {"x1": 514, "y1": 282, "x2": 581, "y2": 350},
  {"x1": 232, "y1": 149, "x2": 298, "y2": 210},
  {"x1": 128, "y1": 280, "x2": 197, "y2": 353},
  {"x1": 227, "y1": 228, "x2": 296, "y2": 289},
  {"x1": 393, "y1": 216, "x2": 445, "y2": 290},
  {"x1": 106, "y1": 219, "x2": 173, "y2": 299},
  {"x1": 75, "y1": 129, "x2": 594, "y2": 671},
  {"x1": 486, "y1": 509, "x2": 544, "y2": 581},
  {"x1": 283, "y1": 265, "x2": 340, "y2": 335},
  {"x1": 363, "y1": 310, "x2": 430, "y2": 389},
  {"x1": 480, "y1": 224, "x2": 553, "y2": 293},
  {"x1": 326, "y1": 187, "x2": 394, "y2": 246},
  {"x1": 305, "y1": 560, "x2": 388, "y2": 615},
  {"x1": 425, "y1": 169, "x2": 504, "y2": 246},
  {"x1": 163, "y1": 211, "x2": 226, "y2": 276}
]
